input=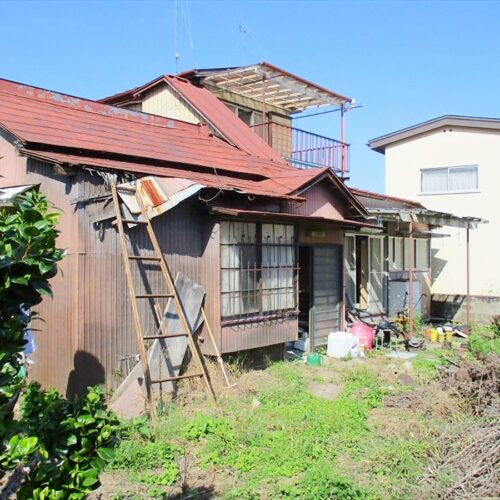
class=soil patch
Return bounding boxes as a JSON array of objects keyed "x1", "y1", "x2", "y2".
[{"x1": 307, "y1": 381, "x2": 343, "y2": 400}]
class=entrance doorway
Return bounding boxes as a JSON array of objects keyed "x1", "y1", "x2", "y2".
[
  {"x1": 345, "y1": 235, "x2": 386, "y2": 315},
  {"x1": 298, "y1": 245, "x2": 342, "y2": 350}
]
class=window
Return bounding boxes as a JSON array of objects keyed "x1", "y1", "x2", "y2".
[
  {"x1": 414, "y1": 238, "x2": 430, "y2": 270},
  {"x1": 223, "y1": 102, "x2": 263, "y2": 126},
  {"x1": 421, "y1": 165, "x2": 478, "y2": 194},
  {"x1": 220, "y1": 221, "x2": 297, "y2": 319},
  {"x1": 389, "y1": 237, "x2": 429, "y2": 270},
  {"x1": 388, "y1": 237, "x2": 403, "y2": 270}
]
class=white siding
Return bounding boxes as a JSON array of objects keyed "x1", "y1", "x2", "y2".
[{"x1": 385, "y1": 127, "x2": 500, "y2": 297}]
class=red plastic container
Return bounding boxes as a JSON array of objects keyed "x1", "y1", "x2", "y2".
[{"x1": 349, "y1": 321, "x2": 375, "y2": 350}]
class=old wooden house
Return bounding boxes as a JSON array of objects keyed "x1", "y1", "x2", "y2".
[{"x1": 0, "y1": 76, "x2": 378, "y2": 395}]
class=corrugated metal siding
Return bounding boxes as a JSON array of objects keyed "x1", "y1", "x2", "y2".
[
  {"x1": 0, "y1": 138, "x2": 79, "y2": 394},
  {"x1": 221, "y1": 317, "x2": 297, "y2": 353},
  {"x1": 77, "y1": 172, "x2": 221, "y2": 390},
  {"x1": 26, "y1": 160, "x2": 79, "y2": 394}
]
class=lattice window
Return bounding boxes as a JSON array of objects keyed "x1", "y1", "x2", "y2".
[{"x1": 220, "y1": 221, "x2": 297, "y2": 320}]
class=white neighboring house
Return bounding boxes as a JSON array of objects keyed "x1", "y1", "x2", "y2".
[{"x1": 369, "y1": 115, "x2": 498, "y2": 323}]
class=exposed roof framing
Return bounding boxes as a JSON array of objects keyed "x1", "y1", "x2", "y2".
[
  {"x1": 365, "y1": 207, "x2": 487, "y2": 229},
  {"x1": 179, "y1": 62, "x2": 352, "y2": 113}
]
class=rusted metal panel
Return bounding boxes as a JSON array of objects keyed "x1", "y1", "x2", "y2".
[
  {"x1": 0, "y1": 140, "x2": 80, "y2": 394},
  {"x1": 0, "y1": 77, "x2": 294, "y2": 180},
  {"x1": 221, "y1": 317, "x2": 297, "y2": 353},
  {"x1": 75, "y1": 172, "x2": 222, "y2": 390}
]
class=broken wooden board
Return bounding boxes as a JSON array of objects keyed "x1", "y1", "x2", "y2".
[{"x1": 111, "y1": 273, "x2": 205, "y2": 418}]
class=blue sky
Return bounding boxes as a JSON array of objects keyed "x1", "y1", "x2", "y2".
[{"x1": 1, "y1": 0, "x2": 499, "y2": 191}]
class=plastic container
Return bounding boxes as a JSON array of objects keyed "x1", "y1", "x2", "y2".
[
  {"x1": 438, "y1": 332, "x2": 445, "y2": 343},
  {"x1": 446, "y1": 331, "x2": 454, "y2": 343},
  {"x1": 327, "y1": 331, "x2": 358, "y2": 358},
  {"x1": 306, "y1": 353, "x2": 322, "y2": 366},
  {"x1": 350, "y1": 321, "x2": 375, "y2": 350},
  {"x1": 430, "y1": 329, "x2": 438, "y2": 343}
]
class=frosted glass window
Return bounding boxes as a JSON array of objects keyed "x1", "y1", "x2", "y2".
[
  {"x1": 388, "y1": 237, "x2": 403, "y2": 270},
  {"x1": 421, "y1": 165, "x2": 478, "y2": 193},
  {"x1": 415, "y1": 239, "x2": 430, "y2": 270}
]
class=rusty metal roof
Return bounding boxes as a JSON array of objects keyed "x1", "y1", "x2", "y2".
[
  {"x1": 179, "y1": 62, "x2": 352, "y2": 113},
  {"x1": 100, "y1": 75, "x2": 285, "y2": 163},
  {"x1": 19, "y1": 149, "x2": 304, "y2": 201},
  {"x1": 349, "y1": 187, "x2": 425, "y2": 209},
  {"x1": 262, "y1": 168, "x2": 368, "y2": 216},
  {"x1": 0, "y1": 77, "x2": 368, "y2": 216},
  {"x1": 0, "y1": 78, "x2": 291, "y2": 180}
]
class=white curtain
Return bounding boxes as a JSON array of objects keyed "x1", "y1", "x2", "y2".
[
  {"x1": 448, "y1": 166, "x2": 478, "y2": 191},
  {"x1": 421, "y1": 168, "x2": 447, "y2": 193}
]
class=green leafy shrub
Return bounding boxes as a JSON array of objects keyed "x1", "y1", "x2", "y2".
[
  {"x1": 1, "y1": 384, "x2": 119, "y2": 499},
  {"x1": 0, "y1": 190, "x2": 64, "y2": 433},
  {"x1": 0, "y1": 190, "x2": 118, "y2": 498}
]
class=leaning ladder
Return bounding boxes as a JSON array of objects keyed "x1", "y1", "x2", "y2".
[{"x1": 110, "y1": 183, "x2": 217, "y2": 422}]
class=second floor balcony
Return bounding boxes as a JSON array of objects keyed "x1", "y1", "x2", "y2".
[{"x1": 250, "y1": 121, "x2": 350, "y2": 177}]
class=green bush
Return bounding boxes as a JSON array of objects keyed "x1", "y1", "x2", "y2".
[
  {"x1": 2, "y1": 384, "x2": 119, "y2": 499},
  {"x1": 0, "y1": 190, "x2": 64, "y2": 433},
  {"x1": 0, "y1": 190, "x2": 118, "y2": 498}
]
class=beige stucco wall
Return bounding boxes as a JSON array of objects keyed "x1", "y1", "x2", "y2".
[{"x1": 385, "y1": 126, "x2": 500, "y2": 297}]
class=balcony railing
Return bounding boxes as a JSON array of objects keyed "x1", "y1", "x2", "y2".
[{"x1": 250, "y1": 121, "x2": 350, "y2": 176}]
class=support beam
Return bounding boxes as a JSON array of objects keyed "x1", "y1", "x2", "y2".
[
  {"x1": 408, "y1": 222, "x2": 414, "y2": 338},
  {"x1": 466, "y1": 224, "x2": 471, "y2": 326}
]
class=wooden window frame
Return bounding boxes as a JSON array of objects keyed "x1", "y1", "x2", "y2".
[{"x1": 220, "y1": 220, "x2": 299, "y2": 324}]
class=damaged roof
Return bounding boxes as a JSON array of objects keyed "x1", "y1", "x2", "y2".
[
  {"x1": 0, "y1": 77, "x2": 364, "y2": 215},
  {"x1": 350, "y1": 187, "x2": 424, "y2": 210},
  {"x1": 178, "y1": 62, "x2": 352, "y2": 112},
  {"x1": 0, "y1": 78, "x2": 290, "y2": 180},
  {"x1": 100, "y1": 74, "x2": 285, "y2": 163}
]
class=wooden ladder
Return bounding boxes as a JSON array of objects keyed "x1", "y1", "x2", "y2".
[{"x1": 110, "y1": 183, "x2": 217, "y2": 422}]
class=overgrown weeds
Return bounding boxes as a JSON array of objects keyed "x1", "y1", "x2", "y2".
[{"x1": 100, "y1": 347, "x2": 499, "y2": 499}]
